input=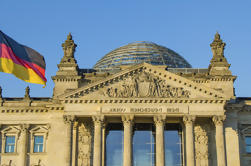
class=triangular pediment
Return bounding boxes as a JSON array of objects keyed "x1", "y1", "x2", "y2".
[{"x1": 59, "y1": 63, "x2": 227, "y2": 100}]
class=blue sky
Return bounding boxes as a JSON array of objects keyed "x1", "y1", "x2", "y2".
[{"x1": 1, "y1": 0, "x2": 251, "y2": 97}]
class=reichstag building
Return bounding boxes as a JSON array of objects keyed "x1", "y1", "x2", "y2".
[{"x1": 0, "y1": 33, "x2": 250, "y2": 166}]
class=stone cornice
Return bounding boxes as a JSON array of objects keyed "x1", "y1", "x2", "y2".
[
  {"x1": 63, "y1": 98, "x2": 226, "y2": 104},
  {"x1": 178, "y1": 73, "x2": 236, "y2": 82},
  {"x1": 0, "y1": 106, "x2": 64, "y2": 114}
]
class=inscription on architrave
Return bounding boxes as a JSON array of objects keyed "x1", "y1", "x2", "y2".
[
  {"x1": 104, "y1": 72, "x2": 190, "y2": 98},
  {"x1": 101, "y1": 106, "x2": 188, "y2": 114},
  {"x1": 78, "y1": 121, "x2": 92, "y2": 166}
]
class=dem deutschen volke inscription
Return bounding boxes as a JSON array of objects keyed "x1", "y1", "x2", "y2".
[{"x1": 101, "y1": 106, "x2": 188, "y2": 114}]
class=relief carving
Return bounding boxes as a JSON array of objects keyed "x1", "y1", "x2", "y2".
[
  {"x1": 78, "y1": 121, "x2": 92, "y2": 166},
  {"x1": 105, "y1": 72, "x2": 190, "y2": 98},
  {"x1": 194, "y1": 124, "x2": 210, "y2": 166}
]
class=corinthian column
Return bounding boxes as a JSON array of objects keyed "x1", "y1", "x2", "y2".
[
  {"x1": 183, "y1": 115, "x2": 196, "y2": 166},
  {"x1": 154, "y1": 115, "x2": 166, "y2": 166},
  {"x1": 92, "y1": 115, "x2": 104, "y2": 166},
  {"x1": 18, "y1": 124, "x2": 29, "y2": 166},
  {"x1": 212, "y1": 115, "x2": 226, "y2": 166},
  {"x1": 122, "y1": 115, "x2": 134, "y2": 166},
  {"x1": 63, "y1": 115, "x2": 75, "y2": 166}
]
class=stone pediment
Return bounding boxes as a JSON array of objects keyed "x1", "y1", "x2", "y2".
[{"x1": 59, "y1": 63, "x2": 227, "y2": 100}]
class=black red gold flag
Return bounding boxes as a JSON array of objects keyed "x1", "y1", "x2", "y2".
[{"x1": 0, "y1": 31, "x2": 46, "y2": 85}]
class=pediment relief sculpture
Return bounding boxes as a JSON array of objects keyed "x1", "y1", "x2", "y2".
[
  {"x1": 60, "y1": 63, "x2": 226, "y2": 99},
  {"x1": 103, "y1": 71, "x2": 190, "y2": 98}
]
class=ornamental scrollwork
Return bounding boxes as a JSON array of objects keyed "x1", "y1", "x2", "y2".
[
  {"x1": 183, "y1": 115, "x2": 196, "y2": 125},
  {"x1": 105, "y1": 72, "x2": 190, "y2": 98},
  {"x1": 63, "y1": 115, "x2": 75, "y2": 124},
  {"x1": 121, "y1": 115, "x2": 134, "y2": 125},
  {"x1": 194, "y1": 124, "x2": 209, "y2": 166},
  {"x1": 153, "y1": 115, "x2": 166, "y2": 126},
  {"x1": 78, "y1": 121, "x2": 92, "y2": 166},
  {"x1": 212, "y1": 115, "x2": 226, "y2": 126}
]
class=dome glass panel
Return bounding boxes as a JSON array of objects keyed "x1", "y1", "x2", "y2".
[{"x1": 93, "y1": 41, "x2": 191, "y2": 69}]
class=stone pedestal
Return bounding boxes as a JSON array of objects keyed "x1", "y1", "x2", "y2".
[
  {"x1": 183, "y1": 115, "x2": 196, "y2": 166},
  {"x1": 212, "y1": 116, "x2": 226, "y2": 166},
  {"x1": 122, "y1": 115, "x2": 134, "y2": 166},
  {"x1": 154, "y1": 115, "x2": 166, "y2": 166}
]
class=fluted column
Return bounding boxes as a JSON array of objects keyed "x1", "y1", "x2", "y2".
[
  {"x1": 63, "y1": 115, "x2": 75, "y2": 166},
  {"x1": 18, "y1": 124, "x2": 29, "y2": 166},
  {"x1": 154, "y1": 115, "x2": 166, "y2": 166},
  {"x1": 72, "y1": 121, "x2": 78, "y2": 166},
  {"x1": 122, "y1": 115, "x2": 134, "y2": 166},
  {"x1": 183, "y1": 115, "x2": 196, "y2": 166},
  {"x1": 92, "y1": 115, "x2": 104, "y2": 166},
  {"x1": 212, "y1": 115, "x2": 226, "y2": 166}
]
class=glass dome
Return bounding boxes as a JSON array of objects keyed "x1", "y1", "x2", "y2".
[{"x1": 93, "y1": 41, "x2": 191, "y2": 69}]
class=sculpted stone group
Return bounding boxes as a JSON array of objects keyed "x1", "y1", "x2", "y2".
[{"x1": 105, "y1": 72, "x2": 190, "y2": 98}]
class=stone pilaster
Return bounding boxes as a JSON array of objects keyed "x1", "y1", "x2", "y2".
[
  {"x1": 212, "y1": 115, "x2": 226, "y2": 166},
  {"x1": 18, "y1": 124, "x2": 29, "y2": 166},
  {"x1": 224, "y1": 108, "x2": 241, "y2": 166},
  {"x1": 92, "y1": 115, "x2": 104, "y2": 166},
  {"x1": 122, "y1": 115, "x2": 134, "y2": 166},
  {"x1": 72, "y1": 121, "x2": 78, "y2": 166},
  {"x1": 63, "y1": 115, "x2": 75, "y2": 166},
  {"x1": 154, "y1": 115, "x2": 166, "y2": 166},
  {"x1": 183, "y1": 115, "x2": 196, "y2": 166}
]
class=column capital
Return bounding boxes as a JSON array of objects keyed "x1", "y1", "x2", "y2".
[
  {"x1": 63, "y1": 115, "x2": 75, "y2": 124},
  {"x1": 183, "y1": 115, "x2": 196, "y2": 125},
  {"x1": 73, "y1": 121, "x2": 79, "y2": 130},
  {"x1": 154, "y1": 115, "x2": 166, "y2": 126},
  {"x1": 212, "y1": 115, "x2": 226, "y2": 126},
  {"x1": 20, "y1": 124, "x2": 30, "y2": 132},
  {"x1": 121, "y1": 115, "x2": 134, "y2": 125},
  {"x1": 92, "y1": 115, "x2": 104, "y2": 125}
]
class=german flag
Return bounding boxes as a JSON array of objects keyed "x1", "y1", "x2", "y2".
[{"x1": 0, "y1": 31, "x2": 46, "y2": 86}]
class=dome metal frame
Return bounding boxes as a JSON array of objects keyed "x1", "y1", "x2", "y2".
[{"x1": 93, "y1": 41, "x2": 192, "y2": 69}]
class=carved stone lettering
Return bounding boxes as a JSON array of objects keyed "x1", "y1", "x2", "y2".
[
  {"x1": 105, "y1": 72, "x2": 190, "y2": 98},
  {"x1": 102, "y1": 106, "x2": 188, "y2": 114}
]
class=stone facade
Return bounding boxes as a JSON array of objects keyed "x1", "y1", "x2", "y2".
[{"x1": 0, "y1": 33, "x2": 250, "y2": 166}]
